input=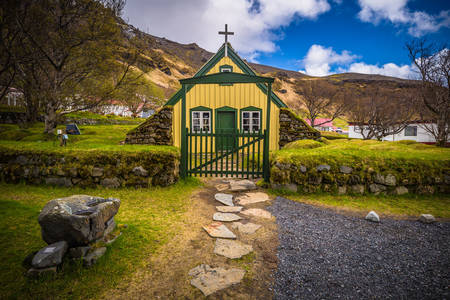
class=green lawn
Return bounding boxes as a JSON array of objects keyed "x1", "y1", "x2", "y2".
[
  {"x1": 0, "y1": 123, "x2": 177, "y2": 153},
  {"x1": 0, "y1": 179, "x2": 201, "y2": 300},
  {"x1": 269, "y1": 188, "x2": 450, "y2": 219}
]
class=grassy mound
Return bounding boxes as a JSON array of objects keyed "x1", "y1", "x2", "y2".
[{"x1": 283, "y1": 139, "x2": 325, "y2": 150}]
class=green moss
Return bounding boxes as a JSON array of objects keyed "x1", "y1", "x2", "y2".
[{"x1": 283, "y1": 139, "x2": 324, "y2": 150}]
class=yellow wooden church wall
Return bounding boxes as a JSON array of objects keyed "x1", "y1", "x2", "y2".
[{"x1": 172, "y1": 57, "x2": 280, "y2": 151}]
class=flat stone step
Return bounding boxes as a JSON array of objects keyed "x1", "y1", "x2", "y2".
[
  {"x1": 229, "y1": 179, "x2": 257, "y2": 192},
  {"x1": 214, "y1": 239, "x2": 253, "y2": 259},
  {"x1": 241, "y1": 208, "x2": 273, "y2": 219},
  {"x1": 231, "y1": 222, "x2": 262, "y2": 234},
  {"x1": 189, "y1": 264, "x2": 245, "y2": 296},
  {"x1": 236, "y1": 192, "x2": 269, "y2": 205},
  {"x1": 203, "y1": 222, "x2": 236, "y2": 239},
  {"x1": 216, "y1": 206, "x2": 243, "y2": 213},
  {"x1": 213, "y1": 212, "x2": 242, "y2": 222},
  {"x1": 215, "y1": 193, "x2": 234, "y2": 206}
]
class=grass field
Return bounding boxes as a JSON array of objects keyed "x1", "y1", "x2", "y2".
[
  {"x1": 0, "y1": 123, "x2": 177, "y2": 153},
  {"x1": 0, "y1": 179, "x2": 201, "y2": 300}
]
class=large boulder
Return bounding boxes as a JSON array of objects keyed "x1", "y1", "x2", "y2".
[{"x1": 38, "y1": 195, "x2": 120, "y2": 246}]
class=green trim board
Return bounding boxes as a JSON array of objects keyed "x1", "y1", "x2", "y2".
[
  {"x1": 240, "y1": 106, "x2": 262, "y2": 132},
  {"x1": 219, "y1": 64, "x2": 233, "y2": 72},
  {"x1": 189, "y1": 106, "x2": 212, "y2": 133},
  {"x1": 164, "y1": 43, "x2": 287, "y2": 108},
  {"x1": 179, "y1": 72, "x2": 274, "y2": 85}
]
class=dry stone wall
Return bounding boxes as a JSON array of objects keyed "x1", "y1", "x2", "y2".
[
  {"x1": 279, "y1": 108, "x2": 321, "y2": 148},
  {"x1": 125, "y1": 106, "x2": 173, "y2": 145}
]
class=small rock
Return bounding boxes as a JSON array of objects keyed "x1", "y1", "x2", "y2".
[
  {"x1": 132, "y1": 166, "x2": 148, "y2": 177},
  {"x1": 203, "y1": 222, "x2": 236, "y2": 239},
  {"x1": 241, "y1": 208, "x2": 273, "y2": 219},
  {"x1": 69, "y1": 246, "x2": 91, "y2": 258},
  {"x1": 374, "y1": 173, "x2": 385, "y2": 185},
  {"x1": 394, "y1": 186, "x2": 408, "y2": 195},
  {"x1": 189, "y1": 264, "x2": 245, "y2": 296},
  {"x1": 91, "y1": 167, "x2": 104, "y2": 177},
  {"x1": 229, "y1": 179, "x2": 257, "y2": 192},
  {"x1": 101, "y1": 177, "x2": 120, "y2": 188},
  {"x1": 385, "y1": 174, "x2": 396, "y2": 186},
  {"x1": 215, "y1": 193, "x2": 234, "y2": 206},
  {"x1": 82, "y1": 247, "x2": 107, "y2": 267},
  {"x1": 31, "y1": 241, "x2": 68, "y2": 269},
  {"x1": 231, "y1": 222, "x2": 262, "y2": 234},
  {"x1": 214, "y1": 239, "x2": 253, "y2": 259},
  {"x1": 419, "y1": 214, "x2": 435, "y2": 224},
  {"x1": 316, "y1": 164, "x2": 331, "y2": 172},
  {"x1": 340, "y1": 166, "x2": 353, "y2": 174},
  {"x1": 369, "y1": 183, "x2": 387, "y2": 194},
  {"x1": 27, "y1": 266, "x2": 57, "y2": 278},
  {"x1": 216, "y1": 206, "x2": 243, "y2": 213},
  {"x1": 338, "y1": 186, "x2": 347, "y2": 195},
  {"x1": 213, "y1": 212, "x2": 242, "y2": 222},
  {"x1": 365, "y1": 211, "x2": 380, "y2": 223},
  {"x1": 351, "y1": 184, "x2": 365, "y2": 194},
  {"x1": 215, "y1": 183, "x2": 229, "y2": 192},
  {"x1": 236, "y1": 192, "x2": 269, "y2": 205}
]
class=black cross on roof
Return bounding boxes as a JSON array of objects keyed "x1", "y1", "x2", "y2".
[{"x1": 219, "y1": 24, "x2": 234, "y2": 57}]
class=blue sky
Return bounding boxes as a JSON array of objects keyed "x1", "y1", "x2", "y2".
[{"x1": 124, "y1": 0, "x2": 449, "y2": 79}]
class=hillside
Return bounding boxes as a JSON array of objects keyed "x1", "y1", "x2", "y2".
[{"x1": 121, "y1": 21, "x2": 417, "y2": 111}]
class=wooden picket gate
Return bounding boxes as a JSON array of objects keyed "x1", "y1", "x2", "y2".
[{"x1": 181, "y1": 128, "x2": 268, "y2": 179}]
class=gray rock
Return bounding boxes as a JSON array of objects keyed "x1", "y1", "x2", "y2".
[
  {"x1": 215, "y1": 193, "x2": 234, "y2": 206},
  {"x1": 284, "y1": 183, "x2": 298, "y2": 192},
  {"x1": 189, "y1": 264, "x2": 245, "y2": 296},
  {"x1": 132, "y1": 166, "x2": 148, "y2": 177},
  {"x1": 394, "y1": 186, "x2": 408, "y2": 195},
  {"x1": 374, "y1": 173, "x2": 385, "y2": 185},
  {"x1": 365, "y1": 211, "x2": 380, "y2": 223},
  {"x1": 369, "y1": 183, "x2": 387, "y2": 194},
  {"x1": 241, "y1": 208, "x2": 273, "y2": 219},
  {"x1": 16, "y1": 155, "x2": 29, "y2": 165},
  {"x1": 340, "y1": 166, "x2": 353, "y2": 174},
  {"x1": 229, "y1": 179, "x2": 257, "y2": 191},
  {"x1": 38, "y1": 195, "x2": 120, "y2": 246},
  {"x1": 300, "y1": 165, "x2": 307, "y2": 173},
  {"x1": 69, "y1": 246, "x2": 91, "y2": 258},
  {"x1": 231, "y1": 222, "x2": 262, "y2": 234},
  {"x1": 419, "y1": 214, "x2": 435, "y2": 224},
  {"x1": 32, "y1": 241, "x2": 68, "y2": 268},
  {"x1": 216, "y1": 206, "x2": 243, "y2": 213},
  {"x1": 317, "y1": 164, "x2": 331, "y2": 172},
  {"x1": 417, "y1": 185, "x2": 435, "y2": 195},
  {"x1": 385, "y1": 174, "x2": 396, "y2": 186},
  {"x1": 203, "y1": 222, "x2": 236, "y2": 239},
  {"x1": 351, "y1": 184, "x2": 365, "y2": 194},
  {"x1": 213, "y1": 212, "x2": 242, "y2": 222},
  {"x1": 91, "y1": 167, "x2": 104, "y2": 177},
  {"x1": 27, "y1": 266, "x2": 57, "y2": 278},
  {"x1": 82, "y1": 247, "x2": 107, "y2": 267},
  {"x1": 236, "y1": 192, "x2": 269, "y2": 205},
  {"x1": 214, "y1": 239, "x2": 253, "y2": 259},
  {"x1": 100, "y1": 177, "x2": 120, "y2": 188},
  {"x1": 103, "y1": 217, "x2": 116, "y2": 236},
  {"x1": 45, "y1": 177, "x2": 72, "y2": 187},
  {"x1": 338, "y1": 186, "x2": 347, "y2": 195}
]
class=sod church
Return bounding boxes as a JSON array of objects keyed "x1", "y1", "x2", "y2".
[{"x1": 126, "y1": 25, "x2": 319, "y2": 179}]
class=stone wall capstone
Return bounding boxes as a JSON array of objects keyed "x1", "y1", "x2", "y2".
[
  {"x1": 125, "y1": 106, "x2": 173, "y2": 145},
  {"x1": 279, "y1": 108, "x2": 321, "y2": 148}
]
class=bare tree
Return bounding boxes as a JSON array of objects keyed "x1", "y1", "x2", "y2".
[
  {"x1": 406, "y1": 39, "x2": 449, "y2": 146},
  {"x1": 294, "y1": 79, "x2": 350, "y2": 128}
]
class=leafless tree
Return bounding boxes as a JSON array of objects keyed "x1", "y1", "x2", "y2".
[{"x1": 406, "y1": 39, "x2": 449, "y2": 146}]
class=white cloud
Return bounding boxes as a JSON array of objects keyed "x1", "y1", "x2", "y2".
[
  {"x1": 300, "y1": 44, "x2": 416, "y2": 79},
  {"x1": 123, "y1": 0, "x2": 331, "y2": 56},
  {"x1": 357, "y1": 0, "x2": 450, "y2": 37},
  {"x1": 300, "y1": 44, "x2": 358, "y2": 76}
]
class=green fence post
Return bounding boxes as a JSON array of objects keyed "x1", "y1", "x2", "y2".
[
  {"x1": 263, "y1": 83, "x2": 271, "y2": 182},
  {"x1": 180, "y1": 84, "x2": 187, "y2": 178}
]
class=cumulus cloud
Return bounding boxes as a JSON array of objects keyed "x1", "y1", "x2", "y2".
[
  {"x1": 123, "y1": 0, "x2": 331, "y2": 56},
  {"x1": 357, "y1": 0, "x2": 450, "y2": 37},
  {"x1": 300, "y1": 44, "x2": 416, "y2": 79}
]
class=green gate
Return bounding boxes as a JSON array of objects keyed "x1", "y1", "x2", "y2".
[{"x1": 184, "y1": 128, "x2": 266, "y2": 179}]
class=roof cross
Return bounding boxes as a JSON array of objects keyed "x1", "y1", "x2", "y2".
[{"x1": 219, "y1": 24, "x2": 234, "y2": 57}]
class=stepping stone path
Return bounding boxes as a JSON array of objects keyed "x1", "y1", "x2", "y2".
[
  {"x1": 192, "y1": 181, "x2": 271, "y2": 296},
  {"x1": 229, "y1": 179, "x2": 257, "y2": 192},
  {"x1": 214, "y1": 239, "x2": 253, "y2": 259},
  {"x1": 237, "y1": 192, "x2": 269, "y2": 205},
  {"x1": 213, "y1": 212, "x2": 242, "y2": 222},
  {"x1": 215, "y1": 193, "x2": 234, "y2": 206},
  {"x1": 232, "y1": 222, "x2": 262, "y2": 234},
  {"x1": 241, "y1": 208, "x2": 273, "y2": 219},
  {"x1": 189, "y1": 264, "x2": 246, "y2": 296},
  {"x1": 203, "y1": 222, "x2": 236, "y2": 239},
  {"x1": 216, "y1": 206, "x2": 243, "y2": 213}
]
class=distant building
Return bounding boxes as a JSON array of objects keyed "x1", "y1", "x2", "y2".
[
  {"x1": 1, "y1": 88, "x2": 24, "y2": 106},
  {"x1": 306, "y1": 118, "x2": 335, "y2": 132},
  {"x1": 348, "y1": 122, "x2": 448, "y2": 144}
]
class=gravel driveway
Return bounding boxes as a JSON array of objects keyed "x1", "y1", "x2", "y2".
[{"x1": 268, "y1": 196, "x2": 450, "y2": 300}]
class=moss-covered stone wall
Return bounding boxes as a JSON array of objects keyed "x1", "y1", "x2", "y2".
[
  {"x1": 0, "y1": 148, "x2": 179, "y2": 188},
  {"x1": 279, "y1": 108, "x2": 321, "y2": 148},
  {"x1": 125, "y1": 106, "x2": 173, "y2": 145}
]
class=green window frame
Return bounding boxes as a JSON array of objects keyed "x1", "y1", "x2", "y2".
[
  {"x1": 190, "y1": 106, "x2": 212, "y2": 133},
  {"x1": 219, "y1": 64, "x2": 233, "y2": 72},
  {"x1": 240, "y1": 106, "x2": 262, "y2": 132}
]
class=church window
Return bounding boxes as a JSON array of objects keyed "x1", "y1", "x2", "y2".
[{"x1": 192, "y1": 111, "x2": 211, "y2": 133}]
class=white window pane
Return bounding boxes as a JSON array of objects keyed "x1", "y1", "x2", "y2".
[
  {"x1": 252, "y1": 112, "x2": 259, "y2": 118},
  {"x1": 243, "y1": 112, "x2": 250, "y2": 118},
  {"x1": 193, "y1": 112, "x2": 200, "y2": 118},
  {"x1": 203, "y1": 112, "x2": 210, "y2": 118}
]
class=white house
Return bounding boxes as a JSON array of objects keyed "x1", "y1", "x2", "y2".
[{"x1": 348, "y1": 122, "x2": 448, "y2": 144}]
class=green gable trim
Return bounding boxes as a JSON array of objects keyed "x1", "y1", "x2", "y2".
[
  {"x1": 219, "y1": 64, "x2": 233, "y2": 72},
  {"x1": 180, "y1": 72, "x2": 274, "y2": 85},
  {"x1": 164, "y1": 43, "x2": 287, "y2": 108}
]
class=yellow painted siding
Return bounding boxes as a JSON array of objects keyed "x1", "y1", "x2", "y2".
[{"x1": 172, "y1": 57, "x2": 280, "y2": 151}]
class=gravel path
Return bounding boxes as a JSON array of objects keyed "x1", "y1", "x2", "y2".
[{"x1": 267, "y1": 196, "x2": 450, "y2": 300}]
